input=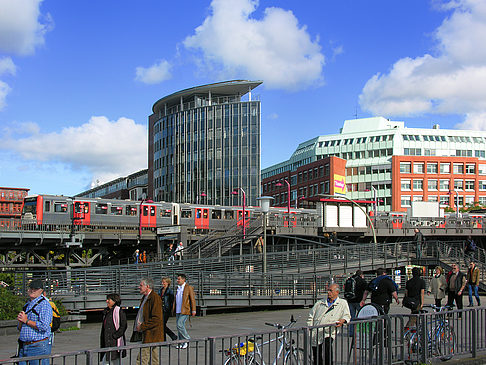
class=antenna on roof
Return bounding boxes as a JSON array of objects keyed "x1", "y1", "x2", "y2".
[{"x1": 354, "y1": 105, "x2": 358, "y2": 119}]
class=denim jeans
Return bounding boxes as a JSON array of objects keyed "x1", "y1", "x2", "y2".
[
  {"x1": 18, "y1": 338, "x2": 51, "y2": 365},
  {"x1": 468, "y1": 284, "x2": 480, "y2": 305},
  {"x1": 347, "y1": 302, "x2": 361, "y2": 336},
  {"x1": 176, "y1": 314, "x2": 190, "y2": 340}
]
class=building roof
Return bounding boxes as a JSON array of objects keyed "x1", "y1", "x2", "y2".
[{"x1": 152, "y1": 80, "x2": 263, "y2": 114}]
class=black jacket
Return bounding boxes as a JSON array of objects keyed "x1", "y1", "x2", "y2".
[
  {"x1": 159, "y1": 287, "x2": 175, "y2": 316},
  {"x1": 100, "y1": 306, "x2": 127, "y2": 360}
]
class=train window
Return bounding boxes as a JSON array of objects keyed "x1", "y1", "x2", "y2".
[
  {"x1": 160, "y1": 209, "x2": 171, "y2": 217},
  {"x1": 126, "y1": 205, "x2": 137, "y2": 216},
  {"x1": 150, "y1": 206, "x2": 155, "y2": 216},
  {"x1": 143, "y1": 206, "x2": 149, "y2": 216},
  {"x1": 224, "y1": 211, "x2": 234, "y2": 219},
  {"x1": 95, "y1": 203, "x2": 108, "y2": 214},
  {"x1": 203, "y1": 209, "x2": 209, "y2": 219},
  {"x1": 111, "y1": 206, "x2": 123, "y2": 215},
  {"x1": 212, "y1": 210, "x2": 221, "y2": 219},
  {"x1": 44, "y1": 200, "x2": 50, "y2": 212},
  {"x1": 181, "y1": 210, "x2": 192, "y2": 218},
  {"x1": 54, "y1": 202, "x2": 68, "y2": 213},
  {"x1": 196, "y1": 210, "x2": 201, "y2": 218}
]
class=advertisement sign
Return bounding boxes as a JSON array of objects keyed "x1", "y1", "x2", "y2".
[{"x1": 333, "y1": 174, "x2": 346, "y2": 195}]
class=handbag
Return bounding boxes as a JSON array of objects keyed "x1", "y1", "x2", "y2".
[
  {"x1": 402, "y1": 296, "x2": 418, "y2": 310},
  {"x1": 130, "y1": 331, "x2": 143, "y2": 342}
]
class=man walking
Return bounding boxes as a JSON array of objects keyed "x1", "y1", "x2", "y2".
[
  {"x1": 135, "y1": 277, "x2": 163, "y2": 365},
  {"x1": 307, "y1": 283, "x2": 351, "y2": 365},
  {"x1": 446, "y1": 263, "x2": 467, "y2": 317},
  {"x1": 17, "y1": 279, "x2": 53, "y2": 365},
  {"x1": 360, "y1": 268, "x2": 399, "y2": 314},
  {"x1": 467, "y1": 260, "x2": 481, "y2": 307},
  {"x1": 173, "y1": 273, "x2": 196, "y2": 348},
  {"x1": 344, "y1": 270, "x2": 367, "y2": 336}
]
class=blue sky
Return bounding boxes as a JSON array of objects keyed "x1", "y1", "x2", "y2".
[{"x1": 1, "y1": 0, "x2": 486, "y2": 196}]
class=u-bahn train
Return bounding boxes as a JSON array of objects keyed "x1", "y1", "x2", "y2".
[{"x1": 20, "y1": 195, "x2": 315, "y2": 232}]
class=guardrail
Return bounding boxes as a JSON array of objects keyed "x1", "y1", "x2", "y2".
[{"x1": 2, "y1": 307, "x2": 485, "y2": 365}]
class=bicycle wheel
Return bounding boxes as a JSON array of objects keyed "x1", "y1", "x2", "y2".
[
  {"x1": 283, "y1": 347, "x2": 308, "y2": 365},
  {"x1": 437, "y1": 326, "x2": 456, "y2": 361},
  {"x1": 405, "y1": 331, "x2": 421, "y2": 364},
  {"x1": 223, "y1": 355, "x2": 244, "y2": 365}
]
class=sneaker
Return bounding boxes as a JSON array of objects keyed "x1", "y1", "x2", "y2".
[
  {"x1": 176, "y1": 343, "x2": 188, "y2": 349},
  {"x1": 467, "y1": 304, "x2": 474, "y2": 307}
]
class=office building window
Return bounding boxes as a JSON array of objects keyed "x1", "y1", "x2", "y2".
[
  {"x1": 479, "y1": 164, "x2": 486, "y2": 175},
  {"x1": 439, "y1": 179, "x2": 450, "y2": 191},
  {"x1": 453, "y1": 163, "x2": 464, "y2": 174},
  {"x1": 404, "y1": 148, "x2": 421, "y2": 156},
  {"x1": 413, "y1": 179, "x2": 423, "y2": 191},
  {"x1": 479, "y1": 181, "x2": 486, "y2": 191},
  {"x1": 466, "y1": 164, "x2": 476, "y2": 174},
  {"x1": 465, "y1": 180, "x2": 475, "y2": 191},
  {"x1": 475, "y1": 150, "x2": 485, "y2": 158},
  {"x1": 401, "y1": 179, "x2": 411, "y2": 191},
  {"x1": 400, "y1": 162, "x2": 411, "y2": 173},
  {"x1": 413, "y1": 196, "x2": 423, "y2": 202},
  {"x1": 424, "y1": 149, "x2": 436, "y2": 156},
  {"x1": 427, "y1": 163, "x2": 438, "y2": 174},
  {"x1": 401, "y1": 196, "x2": 411, "y2": 207},
  {"x1": 428, "y1": 179, "x2": 438, "y2": 191},
  {"x1": 465, "y1": 196, "x2": 475, "y2": 205},
  {"x1": 439, "y1": 195, "x2": 450, "y2": 206},
  {"x1": 440, "y1": 163, "x2": 450, "y2": 174},
  {"x1": 428, "y1": 195, "x2": 438, "y2": 202},
  {"x1": 413, "y1": 163, "x2": 424, "y2": 174},
  {"x1": 479, "y1": 196, "x2": 486, "y2": 205},
  {"x1": 454, "y1": 180, "x2": 463, "y2": 190}
]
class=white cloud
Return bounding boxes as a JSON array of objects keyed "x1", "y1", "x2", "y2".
[
  {"x1": 135, "y1": 59, "x2": 172, "y2": 84},
  {"x1": 183, "y1": 0, "x2": 325, "y2": 90},
  {"x1": 359, "y1": 0, "x2": 486, "y2": 128},
  {"x1": 0, "y1": 57, "x2": 16, "y2": 76},
  {"x1": 0, "y1": 0, "x2": 53, "y2": 55},
  {"x1": 2, "y1": 116, "x2": 148, "y2": 186},
  {"x1": 0, "y1": 80, "x2": 11, "y2": 110}
]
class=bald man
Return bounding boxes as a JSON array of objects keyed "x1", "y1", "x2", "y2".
[{"x1": 307, "y1": 283, "x2": 351, "y2": 365}]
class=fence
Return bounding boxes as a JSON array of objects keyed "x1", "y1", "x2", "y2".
[{"x1": 2, "y1": 307, "x2": 485, "y2": 365}]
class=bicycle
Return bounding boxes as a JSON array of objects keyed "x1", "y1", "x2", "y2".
[
  {"x1": 403, "y1": 304, "x2": 456, "y2": 363},
  {"x1": 222, "y1": 315, "x2": 307, "y2": 365}
]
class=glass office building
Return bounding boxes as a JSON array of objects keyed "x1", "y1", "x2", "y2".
[{"x1": 148, "y1": 80, "x2": 262, "y2": 206}]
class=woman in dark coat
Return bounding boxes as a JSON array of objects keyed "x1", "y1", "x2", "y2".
[
  {"x1": 158, "y1": 277, "x2": 177, "y2": 341},
  {"x1": 100, "y1": 293, "x2": 127, "y2": 364}
]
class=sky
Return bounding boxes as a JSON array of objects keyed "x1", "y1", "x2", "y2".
[{"x1": 2, "y1": 0, "x2": 486, "y2": 196}]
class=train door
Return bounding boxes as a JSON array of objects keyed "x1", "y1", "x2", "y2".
[
  {"x1": 236, "y1": 210, "x2": 250, "y2": 229},
  {"x1": 172, "y1": 203, "x2": 179, "y2": 225},
  {"x1": 141, "y1": 204, "x2": 157, "y2": 227},
  {"x1": 195, "y1": 208, "x2": 209, "y2": 229},
  {"x1": 73, "y1": 201, "x2": 90, "y2": 225},
  {"x1": 471, "y1": 215, "x2": 483, "y2": 228},
  {"x1": 391, "y1": 213, "x2": 404, "y2": 229}
]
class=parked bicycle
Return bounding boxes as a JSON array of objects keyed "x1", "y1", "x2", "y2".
[
  {"x1": 222, "y1": 315, "x2": 308, "y2": 364},
  {"x1": 403, "y1": 304, "x2": 456, "y2": 364}
]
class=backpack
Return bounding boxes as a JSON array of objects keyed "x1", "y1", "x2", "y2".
[
  {"x1": 50, "y1": 301, "x2": 61, "y2": 332},
  {"x1": 469, "y1": 240, "x2": 477, "y2": 251},
  {"x1": 344, "y1": 276, "x2": 358, "y2": 300}
]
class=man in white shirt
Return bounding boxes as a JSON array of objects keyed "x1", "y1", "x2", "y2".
[{"x1": 173, "y1": 274, "x2": 196, "y2": 349}]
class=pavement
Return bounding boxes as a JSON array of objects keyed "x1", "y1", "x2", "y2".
[{"x1": 0, "y1": 295, "x2": 483, "y2": 363}]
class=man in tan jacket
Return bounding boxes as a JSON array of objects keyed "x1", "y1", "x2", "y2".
[
  {"x1": 135, "y1": 277, "x2": 164, "y2": 365},
  {"x1": 173, "y1": 273, "x2": 196, "y2": 349},
  {"x1": 467, "y1": 260, "x2": 481, "y2": 307}
]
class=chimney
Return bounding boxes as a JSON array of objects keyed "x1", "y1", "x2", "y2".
[{"x1": 432, "y1": 124, "x2": 440, "y2": 129}]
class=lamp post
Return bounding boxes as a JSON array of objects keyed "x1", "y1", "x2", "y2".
[
  {"x1": 297, "y1": 196, "x2": 306, "y2": 208},
  {"x1": 276, "y1": 180, "x2": 291, "y2": 214},
  {"x1": 257, "y1": 196, "x2": 274, "y2": 274},
  {"x1": 371, "y1": 186, "x2": 377, "y2": 217},
  {"x1": 200, "y1": 192, "x2": 207, "y2": 204}
]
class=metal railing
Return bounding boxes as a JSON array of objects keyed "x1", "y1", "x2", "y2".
[{"x1": 3, "y1": 307, "x2": 485, "y2": 365}]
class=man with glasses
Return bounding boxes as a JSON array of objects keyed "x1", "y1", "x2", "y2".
[
  {"x1": 446, "y1": 263, "x2": 467, "y2": 317},
  {"x1": 16, "y1": 279, "x2": 53, "y2": 365}
]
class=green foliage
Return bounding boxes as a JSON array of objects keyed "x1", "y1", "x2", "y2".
[
  {"x1": 51, "y1": 298, "x2": 68, "y2": 316},
  {"x1": 59, "y1": 326, "x2": 80, "y2": 332},
  {"x1": 0, "y1": 272, "x2": 17, "y2": 287},
  {"x1": 0, "y1": 287, "x2": 25, "y2": 320}
]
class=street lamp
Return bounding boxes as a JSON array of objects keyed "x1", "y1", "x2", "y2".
[
  {"x1": 276, "y1": 180, "x2": 291, "y2": 214},
  {"x1": 257, "y1": 196, "x2": 274, "y2": 274},
  {"x1": 231, "y1": 188, "x2": 246, "y2": 239},
  {"x1": 200, "y1": 192, "x2": 207, "y2": 204},
  {"x1": 297, "y1": 196, "x2": 306, "y2": 208},
  {"x1": 371, "y1": 186, "x2": 378, "y2": 217}
]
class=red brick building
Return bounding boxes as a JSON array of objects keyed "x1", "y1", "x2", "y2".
[
  {"x1": 262, "y1": 156, "x2": 347, "y2": 208},
  {"x1": 392, "y1": 156, "x2": 486, "y2": 212},
  {"x1": 0, "y1": 187, "x2": 29, "y2": 229}
]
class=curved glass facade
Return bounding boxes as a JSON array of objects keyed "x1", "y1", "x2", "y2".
[{"x1": 150, "y1": 81, "x2": 261, "y2": 206}]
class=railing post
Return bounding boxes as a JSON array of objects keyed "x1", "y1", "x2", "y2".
[
  {"x1": 85, "y1": 349, "x2": 92, "y2": 365},
  {"x1": 472, "y1": 309, "x2": 477, "y2": 358},
  {"x1": 303, "y1": 327, "x2": 310, "y2": 365},
  {"x1": 208, "y1": 337, "x2": 216, "y2": 364},
  {"x1": 419, "y1": 315, "x2": 427, "y2": 364}
]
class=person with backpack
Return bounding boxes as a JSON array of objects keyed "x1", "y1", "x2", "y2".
[
  {"x1": 16, "y1": 279, "x2": 53, "y2": 365},
  {"x1": 42, "y1": 290, "x2": 61, "y2": 355},
  {"x1": 360, "y1": 268, "x2": 399, "y2": 314},
  {"x1": 344, "y1": 270, "x2": 367, "y2": 336},
  {"x1": 464, "y1": 236, "x2": 477, "y2": 260},
  {"x1": 467, "y1": 260, "x2": 481, "y2": 307}
]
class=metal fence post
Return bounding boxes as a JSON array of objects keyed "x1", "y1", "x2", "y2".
[
  {"x1": 419, "y1": 315, "x2": 427, "y2": 364},
  {"x1": 85, "y1": 349, "x2": 92, "y2": 365},
  {"x1": 472, "y1": 309, "x2": 477, "y2": 358},
  {"x1": 208, "y1": 337, "x2": 216, "y2": 364},
  {"x1": 303, "y1": 327, "x2": 310, "y2": 365}
]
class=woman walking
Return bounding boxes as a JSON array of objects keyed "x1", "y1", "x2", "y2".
[
  {"x1": 428, "y1": 266, "x2": 447, "y2": 308},
  {"x1": 159, "y1": 277, "x2": 177, "y2": 341},
  {"x1": 100, "y1": 293, "x2": 127, "y2": 364}
]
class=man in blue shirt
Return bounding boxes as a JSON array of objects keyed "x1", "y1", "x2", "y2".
[{"x1": 17, "y1": 279, "x2": 53, "y2": 365}]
